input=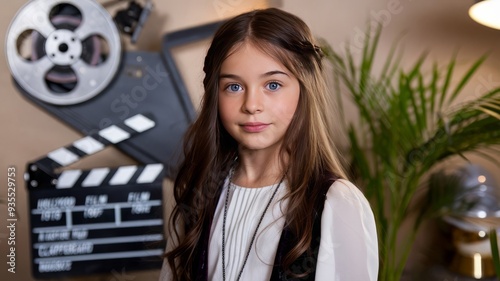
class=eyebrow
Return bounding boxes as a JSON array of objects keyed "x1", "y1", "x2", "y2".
[{"x1": 219, "y1": 70, "x2": 290, "y2": 79}]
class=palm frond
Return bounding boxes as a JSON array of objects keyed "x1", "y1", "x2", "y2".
[
  {"x1": 489, "y1": 229, "x2": 500, "y2": 280},
  {"x1": 323, "y1": 23, "x2": 500, "y2": 281}
]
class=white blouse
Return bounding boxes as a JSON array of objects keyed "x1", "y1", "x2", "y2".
[{"x1": 159, "y1": 179, "x2": 379, "y2": 281}]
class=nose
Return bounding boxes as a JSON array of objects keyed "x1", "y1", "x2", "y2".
[{"x1": 242, "y1": 87, "x2": 263, "y2": 114}]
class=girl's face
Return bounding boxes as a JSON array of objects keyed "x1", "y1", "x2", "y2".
[{"x1": 218, "y1": 42, "x2": 300, "y2": 154}]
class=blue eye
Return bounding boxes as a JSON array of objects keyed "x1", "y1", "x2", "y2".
[
  {"x1": 227, "y1": 84, "x2": 242, "y2": 92},
  {"x1": 267, "y1": 82, "x2": 281, "y2": 91}
]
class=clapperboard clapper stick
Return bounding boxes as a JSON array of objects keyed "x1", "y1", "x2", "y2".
[{"x1": 24, "y1": 113, "x2": 166, "y2": 279}]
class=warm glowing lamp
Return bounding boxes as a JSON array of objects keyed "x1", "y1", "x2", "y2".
[{"x1": 469, "y1": 0, "x2": 500, "y2": 30}]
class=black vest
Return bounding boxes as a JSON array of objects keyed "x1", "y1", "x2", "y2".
[{"x1": 192, "y1": 175, "x2": 337, "y2": 281}]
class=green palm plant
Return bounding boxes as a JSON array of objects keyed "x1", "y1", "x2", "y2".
[
  {"x1": 490, "y1": 229, "x2": 500, "y2": 279},
  {"x1": 322, "y1": 25, "x2": 500, "y2": 281}
]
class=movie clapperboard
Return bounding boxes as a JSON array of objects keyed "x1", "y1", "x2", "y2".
[{"x1": 25, "y1": 113, "x2": 166, "y2": 279}]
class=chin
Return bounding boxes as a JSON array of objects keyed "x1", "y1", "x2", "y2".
[{"x1": 239, "y1": 141, "x2": 282, "y2": 152}]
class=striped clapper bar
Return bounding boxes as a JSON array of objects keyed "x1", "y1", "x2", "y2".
[{"x1": 25, "y1": 114, "x2": 166, "y2": 279}]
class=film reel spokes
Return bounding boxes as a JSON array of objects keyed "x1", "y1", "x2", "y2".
[{"x1": 5, "y1": 0, "x2": 121, "y2": 105}]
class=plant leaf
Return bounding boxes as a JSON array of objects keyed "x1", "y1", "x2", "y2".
[
  {"x1": 448, "y1": 55, "x2": 487, "y2": 104},
  {"x1": 489, "y1": 229, "x2": 500, "y2": 279},
  {"x1": 438, "y1": 53, "x2": 457, "y2": 110}
]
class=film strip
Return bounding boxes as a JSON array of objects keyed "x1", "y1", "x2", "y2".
[{"x1": 25, "y1": 114, "x2": 165, "y2": 279}]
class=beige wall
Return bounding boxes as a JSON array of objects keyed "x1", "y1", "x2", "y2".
[{"x1": 1, "y1": 0, "x2": 500, "y2": 280}]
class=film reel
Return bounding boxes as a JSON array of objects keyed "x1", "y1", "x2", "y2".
[{"x1": 5, "y1": 0, "x2": 121, "y2": 105}]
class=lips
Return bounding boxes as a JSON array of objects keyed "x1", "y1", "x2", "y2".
[{"x1": 241, "y1": 122, "x2": 270, "y2": 133}]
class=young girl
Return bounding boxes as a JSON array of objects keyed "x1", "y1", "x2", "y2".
[{"x1": 160, "y1": 8, "x2": 378, "y2": 281}]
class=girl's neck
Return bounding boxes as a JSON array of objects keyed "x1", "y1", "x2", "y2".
[{"x1": 233, "y1": 147, "x2": 286, "y2": 188}]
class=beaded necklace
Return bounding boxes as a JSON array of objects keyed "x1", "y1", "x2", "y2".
[{"x1": 221, "y1": 169, "x2": 285, "y2": 281}]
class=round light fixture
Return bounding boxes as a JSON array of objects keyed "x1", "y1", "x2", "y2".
[{"x1": 469, "y1": 0, "x2": 500, "y2": 30}]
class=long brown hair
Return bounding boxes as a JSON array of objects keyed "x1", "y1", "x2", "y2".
[{"x1": 165, "y1": 8, "x2": 347, "y2": 280}]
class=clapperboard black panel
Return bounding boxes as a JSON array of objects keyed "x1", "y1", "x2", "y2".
[{"x1": 25, "y1": 114, "x2": 165, "y2": 279}]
